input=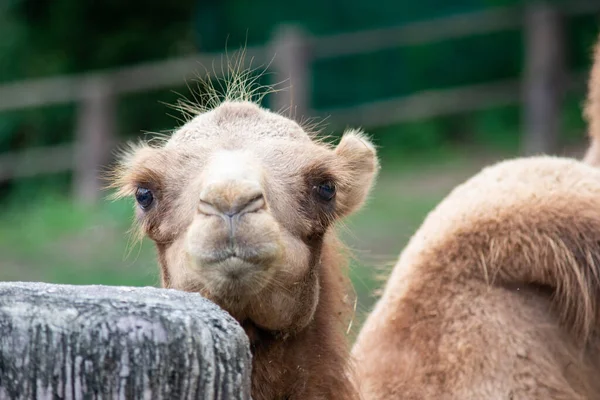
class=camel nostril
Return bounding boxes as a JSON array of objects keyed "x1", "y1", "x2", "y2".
[
  {"x1": 229, "y1": 192, "x2": 266, "y2": 216},
  {"x1": 246, "y1": 193, "x2": 265, "y2": 210},
  {"x1": 197, "y1": 200, "x2": 220, "y2": 217},
  {"x1": 198, "y1": 182, "x2": 266, "y2": 218}
]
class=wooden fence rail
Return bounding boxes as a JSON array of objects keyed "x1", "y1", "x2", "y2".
[
  {"x1": 0, "y1": 46, "x2": 268, "y2": 113},
  {"x1": 0, "y1": 2, "x2": 598, "y2": 203}
]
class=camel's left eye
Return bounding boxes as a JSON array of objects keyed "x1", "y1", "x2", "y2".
[
  {"x1": 316, "y1": 181, "x2": 336, "y2": 201},
  {"x1": 135, "y1": 187, "x2": 154, "y2": 210}
]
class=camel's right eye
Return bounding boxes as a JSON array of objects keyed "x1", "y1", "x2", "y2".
[{"x1": 135, "y1": 187, "x2": 154, "y2": 210}]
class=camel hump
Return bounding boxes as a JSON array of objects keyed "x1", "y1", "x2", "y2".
[{"x1": 409, "y1": 156, "x2": 600, "y2": 344}]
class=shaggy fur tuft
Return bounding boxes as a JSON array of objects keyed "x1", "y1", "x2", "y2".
[{"x1": 169, "y1": 48, "x2": 278, "y2": 121}]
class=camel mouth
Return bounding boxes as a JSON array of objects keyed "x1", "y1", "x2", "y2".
[
  {"x1": 185, "y1": 241, "x2": 282, "y2": 292},
  {"x1": 189, "y1": 243, "x2": 281, "y2": 268},
  {"x1": 194, "y1": 254, "x2": 277, "y2": 300},
  {"x1": 185, "y1": 207, "x2": 284, "y2": 265},
  {"x1": 199, "y1": 248, "x2": 267, "y2": 265},
  {"x1": 219, "y1": 256, "x2": 266, "y2": 280},
  {"x1": 208, "y1": 254, "x2": 266, "y2": 273}
]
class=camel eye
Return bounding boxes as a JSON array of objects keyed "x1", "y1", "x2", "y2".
[
  {"x1": 135, "y1": 187, "x2": 154, "y2": 210},
  {"x1": 316, "y1": 181, "x2": 336, "y2": 201}
]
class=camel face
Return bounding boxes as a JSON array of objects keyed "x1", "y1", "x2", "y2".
[
  {"x1": 111, "y1": 100, "x2": 378, "y2": 332},
  {"x1": 184, "y1": 148, "x2": 282, "y2": 302}
]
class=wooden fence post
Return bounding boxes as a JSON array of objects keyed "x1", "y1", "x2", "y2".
[
  {"x1": 522, "y1": 2, "x2": 566, "y2": 155},
  {"x1": 269, "y1": 24, "x2": 312, "y2": 122},
  {"x1": 0, "y1": 282, "x2": 252, "y2": 399},
  {"x1": 73, "y1": 76, "x2": 116, "y2": 205}
]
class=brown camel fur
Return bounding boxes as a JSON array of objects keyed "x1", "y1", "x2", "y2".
[
  {"x1": 352, "y1": 32, "x2": 600, "y2": 400},
  {"x1": 109, "y1": 69, "x2": 379, "y2": 399}
]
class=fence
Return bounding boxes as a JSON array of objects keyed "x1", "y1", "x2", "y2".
[{"x1": 0, "y1": 2, "x2": 598, "y2": 203}]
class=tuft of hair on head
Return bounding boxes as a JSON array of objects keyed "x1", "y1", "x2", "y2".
[
  {"x1": 166, "y1": 46, "x2": 288, "y2": 125},
  {"x1": 584, "y1": 32, "x2": 600, "y2": 166},
  {"x1": 104, "y1": 46, "x2": 285, "y2": 199},
  {"x1": 297, "y1": 114, "x2": 332, "y2": 142}
]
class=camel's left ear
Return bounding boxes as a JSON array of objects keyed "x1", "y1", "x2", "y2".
[{"x1": 334, "y1": 129, "x2": 380, "y2": 217}]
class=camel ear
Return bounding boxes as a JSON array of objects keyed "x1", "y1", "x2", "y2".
[
  {"x1": 334, "y1": 129, "x2": 380, "y2": 217},
  {"x1": 105, "y1": 142, "x2": 163, "y2": 199}
]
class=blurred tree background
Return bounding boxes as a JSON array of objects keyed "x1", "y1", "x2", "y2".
[
  {"x1": 0, "y1": 0, "x2": 598, "y2": 329},
  {"x1": 1, "y1": 0, "x2": 598, "y2": 194}
]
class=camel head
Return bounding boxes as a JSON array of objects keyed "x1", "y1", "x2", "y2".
[{"x1": 110, "y1": 82, "x2": 379, "y2": 334}]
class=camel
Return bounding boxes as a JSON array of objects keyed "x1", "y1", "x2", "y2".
[
  {"x1": 108, "y1": 68, "x2": 379, "y2": 399},
  {"x1": 351, "y1": 35, "x2": 600, "y2": 399}
]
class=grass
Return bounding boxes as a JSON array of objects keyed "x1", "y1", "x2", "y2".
[{"x1": 0, "y1": 194, "x2": 158, "y2": 287}]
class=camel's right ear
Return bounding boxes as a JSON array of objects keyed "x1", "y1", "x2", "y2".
[{"x1": 334, "y1": 129, "x2": 380, "y2": 217}]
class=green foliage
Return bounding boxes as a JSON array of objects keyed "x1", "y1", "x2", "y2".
[
  {"x1": 0, "y1": 0, "x2": 598, "y2": 203},
  {"x1": 4, "y1": 0, "x2": 196, "y2": 80},
  {"x1": 312, "y1": 29, "x2": 523, "y2": 109},
  {"x1": 195, "y1": 0, "x2": 488, "y2": 50},
  {"x1": 561, "y1": 93, "x2": 588, "y2": 145},
  {"x1": 0, "y1": 0, "x2": 29, "y2": 82},
  {"x1": 0, "y1": 0, "x2": 197, "y2": 114},
  {"x1": 369, "y1": 120, "x2": 447, "y2": 158},
  {"x1": 0, "y1": 0, "x2": 199, "y2": 200},
  {"x1": 469, "y1": 105, "x2": 521, "y2": 152},
  {"x1": 0, "y1": 189, "x2": 157, "y2": 286},
  {"x1": 567, "y1": 14, "x2": 600, "y2": 70}
]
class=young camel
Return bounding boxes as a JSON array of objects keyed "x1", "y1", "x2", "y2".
[
  {"x1": 352, "y1": 36, "x2": 600, "y2": 399},
  {"x1": 109, "y1": 77, "x2": 379, "y2": 399}
]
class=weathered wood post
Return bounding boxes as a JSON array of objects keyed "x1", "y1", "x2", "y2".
[
  {"x1": 73, "y1": 75, "x2": 117, "y2": 205},
  {"x1": 522, "y1": 2, "x2": 566, "y2": 155},
  {"x1": 269, "y1": 24, "x2": 312, "y2": 123},
  {"x1": 0, "y1": 282, "x2": 252, "y2": 399}
]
